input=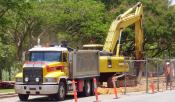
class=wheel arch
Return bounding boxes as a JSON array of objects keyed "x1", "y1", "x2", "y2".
[{"x1": 59, "y1": 77, "x2": 67, "y2": 93}]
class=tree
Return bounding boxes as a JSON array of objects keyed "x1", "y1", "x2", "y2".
[
  {"x1": 100, "y1": 0, "x2": 175, "y2": 58},
  {"x1": 0, "y1": 0, "x2": 33, "y2": 80},
  {"x1": 31, "y1": 0, "x2": 108, "y2": 47},
  {"x1": 0, "y1": 0, "x2": 175, "y2": 81}
]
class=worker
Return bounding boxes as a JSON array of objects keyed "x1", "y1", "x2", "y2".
[{"x1": 164, "y1": 61, "x2": 173, "y2": 90}]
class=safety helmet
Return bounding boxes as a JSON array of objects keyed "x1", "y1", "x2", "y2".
[{"x1": 166, "y1": 62, "x2": 170, "y2": 65}]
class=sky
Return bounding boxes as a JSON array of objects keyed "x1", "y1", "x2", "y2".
[{"x1": 172, "y1": 0, "x2": 175, "y2": 5}]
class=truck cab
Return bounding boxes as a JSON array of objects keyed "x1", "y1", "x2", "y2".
[
  {"x1": 15, "y1": 45, "x2": 99, "y2": 101},
  {"x1": 15, "y1": 45, "x2": 69, "y2": 101}
]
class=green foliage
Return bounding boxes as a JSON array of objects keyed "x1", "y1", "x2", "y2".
[
  {"x1": 0, "y1": 89, "x2": 14, "y2": 93},
  {"x1": 1, "y1": 0, "x2": 175, "y2": 80},
  {"x1": 31, "y1": 0, "x2": 108, "y2": 46},
  {"x1": 100, "y1": 0, "x2": 175, "y2": 58},
  {"x1": 0, "y1": 0, "x2": 32, "y2": 80}
]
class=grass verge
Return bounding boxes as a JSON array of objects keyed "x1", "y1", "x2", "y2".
[{"x1": 0, "y1": 89, "x2": 15, "y2": 93}]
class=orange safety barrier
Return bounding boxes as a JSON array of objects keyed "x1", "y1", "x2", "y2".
[
  {"x1": 93, "y1": 78, "x2": 99, "y2": 102},
  {"x1": 112, "y1": 77, "x2": 118, "y2": 99},
  {"x1": 72, "y1": 80, "x2": 78, "y2": 102},
  {"x1": 151, "y1": 80, "x2": 155, "y2": 94}
]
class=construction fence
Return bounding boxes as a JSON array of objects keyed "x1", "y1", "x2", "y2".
[{"x1": 114, "y1": 58, "x2": 175, "y2": 94}]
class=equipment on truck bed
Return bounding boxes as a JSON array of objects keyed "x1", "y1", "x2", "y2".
[{"x1": 83, "y1": 2, "x2": 144, "y2": 87}]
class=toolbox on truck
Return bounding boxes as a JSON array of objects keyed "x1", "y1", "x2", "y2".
[{"x1": 69, "y1": 50, "x2": 100, "y2": 78}]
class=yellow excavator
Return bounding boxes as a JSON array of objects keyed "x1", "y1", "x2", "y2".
[{"x1": 83, "y1": 2, "x2": 144, "y2": 87}]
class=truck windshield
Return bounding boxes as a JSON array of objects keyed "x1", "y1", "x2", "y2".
[{"x1": 29, "y1": 51, "x2": 61, "y2": 62}]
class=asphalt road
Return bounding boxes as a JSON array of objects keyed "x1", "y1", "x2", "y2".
[{"x1": 1, "y1": 90, "x2": 175, "y2": 102}]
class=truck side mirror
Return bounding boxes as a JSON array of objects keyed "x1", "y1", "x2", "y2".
[
  {"x1": 63, "y1": 53, "x2": 67, "y2": 62},
  {"x1": 22, "y1": 51, "x2": 29, "y2": 62}
]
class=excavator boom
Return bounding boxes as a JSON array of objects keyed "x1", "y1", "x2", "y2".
[
  {"x1": 83, "y1": 2, "x2": 144, "y2": 87},
  {"x1": 103, "y1": 2, "x2": 143, "y2": 59}
]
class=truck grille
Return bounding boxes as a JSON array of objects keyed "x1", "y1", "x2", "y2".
[{"x1": 23, "y1": 67, "x2": 43, "y2": 85}]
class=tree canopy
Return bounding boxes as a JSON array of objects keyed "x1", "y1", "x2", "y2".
[{"x1": 0, "y1": 0, "x2": 175, "y2": 80}]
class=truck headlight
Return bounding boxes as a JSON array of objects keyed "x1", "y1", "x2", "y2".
[
  {"x1": 16, "y1": 77, "x2": 23, "y2": 82},
  {"x1": 35, "y1": 77, "x2": 40, "y2": 82},
  {"x1": 45, "y1": 78, "x2": 57, "y2": 82},
  {"x1": 25, "y1": 77, "x2": 29, "y2": 82}
]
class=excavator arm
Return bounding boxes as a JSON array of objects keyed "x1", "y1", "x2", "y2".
[{"x1": 103, "y1": 2, "x2": 143, "y2": 59}]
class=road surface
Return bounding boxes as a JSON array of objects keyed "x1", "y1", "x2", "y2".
[{"x1": 1, "y1": 90, "x2": 175, "y2": 102}]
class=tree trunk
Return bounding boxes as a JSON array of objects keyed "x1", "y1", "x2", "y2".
[
  {"x1": 8, "y1": 67, "x2": 11, "y2": 81},
  {"x1": 16, "y1": 44, "x2": 23, "y2": 61},
  {"x1": 137, "y1": 62, "x2": 144, "y2": 83}
]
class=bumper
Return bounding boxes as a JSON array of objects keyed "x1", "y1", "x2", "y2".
[{"x1": 15, "y1": 84, "x2": 59, "y2": 95}]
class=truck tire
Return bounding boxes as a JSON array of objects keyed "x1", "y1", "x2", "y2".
[
  {"x1": 91, "y1": 79, "x2": 95, "y2": 96},
  {"x1": 57, "y1": 82, "x2": 66, "y2": 101},
  {"x1": 18, "y1": 94, "x2": 29, "y2": 101},
  {"x1": 83, "y1": 79, "x2": 91, "y2": 96}
]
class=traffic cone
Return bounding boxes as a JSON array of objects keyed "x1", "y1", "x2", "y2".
[
  {"x1": 93, "y1": 78, "x2": 99, "y2": 102},
  {"x1": 112, "y1": 77, "x2": 118, "y2": 99},
  {"x1": 150, "y1": 80, "x2": 154, "y2": 94},
  {"x1": 72, "y1": 80, "x2": 78, "y2": 102}
]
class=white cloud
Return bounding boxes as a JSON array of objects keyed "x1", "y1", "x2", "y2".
[{"x1": 172, "y1": 0, "x2": 175, "y2": 4}]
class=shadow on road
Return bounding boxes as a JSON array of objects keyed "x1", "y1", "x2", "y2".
[
  {"x1": 24, "y1": 94, "x2": 93, "y2": 102},
  {"x1": 26, "y1": 95, "x2": 74, "y2": 102}
]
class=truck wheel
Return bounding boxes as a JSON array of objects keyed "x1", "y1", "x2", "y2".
[
  {"x1": 18, "y1": 94, "x2": 29, "y2": 101},
  {"x1": 84, "y1": 80, "x2": 91, "y2": 96},
  {"x1": 91, "y1": 79, "x2": 95, "y2": 96},
  {"x1": 57, "y1": 82, "x2": 66, "y2": 101}
]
